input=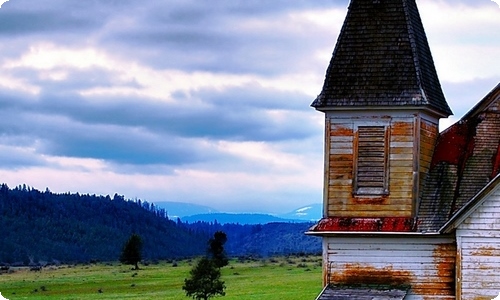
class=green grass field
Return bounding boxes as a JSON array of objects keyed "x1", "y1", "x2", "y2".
[{"x1": 0, "y1": 256, "x2": 322, "y2": 299}]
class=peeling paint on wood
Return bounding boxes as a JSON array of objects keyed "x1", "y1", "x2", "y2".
[
  {"x1": 330, "y1": 126, "x2": 353, "y2": 136},
  {"x1": 391, "y1": 122, "x2": 414, "y2": 136},
  {"x1": 457, "y1": 186, "x2": 500, "y2": 299},
  {"x1": 325, "y1": 116, "x2": 420, "y2": 218},
  {"x1": 323, "y1": 236, "x2": 456, "y2": 298},
  {"x1": 330, "y1": 263, "x2": 413, "y2": 286}
]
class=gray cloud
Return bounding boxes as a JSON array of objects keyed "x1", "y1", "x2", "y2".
[
  {"x1": 0, "y1": 145, "x2": 45, "y2": 169},
  {"x1": 0, "y1": 11, "x2": 97, "y2": 35},
  {"x1": 0, "y1": 75, "x2": 318, "y2": 166},
  {"x1": 0, "y1": 0, "x2": 497, "y2": 212},
  {"x1": 88, "y1": 0, "x2": 344, "y2": 74}
]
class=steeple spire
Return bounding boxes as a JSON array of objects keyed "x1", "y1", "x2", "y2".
[{"x1": 312, "y1": 0, "x2": 452, "y2": 117}]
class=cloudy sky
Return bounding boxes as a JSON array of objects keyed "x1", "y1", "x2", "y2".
[{"x1": 0, "y1": 0, "x2": 498, "y2": 214}]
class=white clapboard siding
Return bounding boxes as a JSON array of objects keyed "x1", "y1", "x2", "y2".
[
  {"x1": 457, "y1": 186, "x2": 500, "y2": 299},
  {"x1": 324, "y1": 236, "x2": 455, "y2": 299}
]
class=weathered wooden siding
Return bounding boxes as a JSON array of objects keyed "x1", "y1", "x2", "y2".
[
  {"x1": 324, "y1": 236, "x2": 456, "y2": 299},
  {"x1": 418, "y1": 118, "x2": 439, "y2": 214},
  {"x1": 457, "y1": 186, "x2": 500, "y2": 300},
  {"x1": 326, "y1": 114, "x2": 418, "y2": 218}
]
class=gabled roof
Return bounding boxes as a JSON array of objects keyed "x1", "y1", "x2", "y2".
[
  {"x1": 311, "y1": 0, "x2": 452, "y2": 117},
  {"x1": 418, "y1": 83, "x2": 500, "y2": 232},
  {"x1": 440, "y1": 172, "x2": 500, "y2": 233}
]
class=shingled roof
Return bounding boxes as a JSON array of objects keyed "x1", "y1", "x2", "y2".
[
  {"x1": 312, "y1": 0, "x2": 452, "y2": 117},
  {"x1": 316, "y1": 284, "x2": 409, "y2": 300},
  {"x1": 418, "y1": 83, "x2": 500, "y2": 232}
]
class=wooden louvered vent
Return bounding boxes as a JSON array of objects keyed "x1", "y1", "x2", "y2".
[{"x1": 354, "y1": 126, "x2": 389, "y2": 195}]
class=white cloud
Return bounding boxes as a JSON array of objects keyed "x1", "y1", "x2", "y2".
[
  {"x1": 5, "y1": 44, "x2": 108, "y2": 70},
  {"x1": 419, "y1": 1, "x2": 500, "y2": 83},
  {"x1": 8, "y1": 43, "x2": 313, "y2": 100},
  {"x1": 0, "y1": 74, "x2": 40, "y2": 94}
]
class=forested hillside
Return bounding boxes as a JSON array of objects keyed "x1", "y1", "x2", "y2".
[
  {"x1": 0, "y1": 184, "x2": 320, "y2": 265},
  {"x1": 183, "y1": 221, "x2": 321, "y2": 257},
  {"x1": 0, "y1": 184, "x2": 206, "y2": 264}
]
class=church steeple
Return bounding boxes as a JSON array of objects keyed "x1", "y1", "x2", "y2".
[
  {"x1": 312, "y1": 0, "x2": 452, "y2": 117},
  {"x1": 310, "y1": 0, "x2": 452, "y2": 230}
]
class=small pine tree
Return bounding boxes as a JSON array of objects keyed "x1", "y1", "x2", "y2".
[
  {"x1": 119, "y1": 233, "x2": 142, "y2": 270},
  {"x1": 183, "y1": 257, "x2": 226, "y2": 300},
  {"x1": 183, "y1": 231, "x2": 228, "y2": 299}
]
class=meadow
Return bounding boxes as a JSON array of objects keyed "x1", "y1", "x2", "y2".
[{"x1": 0, "y1": 255, "x2": 322, "y2": 300}]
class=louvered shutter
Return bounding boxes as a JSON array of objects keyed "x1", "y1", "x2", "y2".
[{"x1": 354, "y1": 126, "x2": 389, "y2": 195}]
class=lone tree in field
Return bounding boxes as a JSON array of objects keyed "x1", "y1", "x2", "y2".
[
  {"x1": 208, "y1": 231, "x2": 228, "y2": 269},
  {"x1": 183, "y1": 257, "x2": 226, "y2": 300},
  {"x1": 119, "y1": 233, "x2": 142, "y2": 270},
  {"x1": 183, "y1": 231, "x2": 228, "y2": 300}
]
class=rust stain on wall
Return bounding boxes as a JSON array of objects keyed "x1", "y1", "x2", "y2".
[
  {"x1": 392, "y1": 122, "x2": 413, "y2": 136},
  {"x1": 353, "y1": 197, "x2": 387, "y2": 204},
  {"x1": 456, "y1": 244, "x2": 462, "y2": 300},
  {"x1": 471, "y1": 246, "x2": 496, "y2": 256},
  {"x1": 432, "y1": 243, "x2": 456, "y2": 296},
  {"x1": 330, "y1": 263, "x2": 413, "y2": 286},
  {"x1": 331, "y1": 126, "x2": 353, "y2": 136}
]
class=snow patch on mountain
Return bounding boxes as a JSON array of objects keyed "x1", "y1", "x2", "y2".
[
  {"x1": 295, "y1": 206, "x2": 313, "y2": 216},
  {"x1": 280, "y1": 203, "x2": 322, "y2": 221}
]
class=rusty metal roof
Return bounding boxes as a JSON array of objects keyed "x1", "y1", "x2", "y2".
[
  {"x1": 312, "y1": 0, "x2": 452, "y2": 117},
  {"x1": 316, "y1": 284, "x2": 409, "y2": 300},
  {"x1": 418, "y1": 83, "x2": 500, "y2": 232},
  {"x1": 309, "y1": 217, "x2": 416, "y2": 233}
]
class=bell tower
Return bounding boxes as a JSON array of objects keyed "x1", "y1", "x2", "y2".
[{"x1": 311, "y1": 0, "x2": 452, "y2": 232}]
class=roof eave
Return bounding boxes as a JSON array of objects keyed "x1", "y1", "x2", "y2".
[
  {"x1": 312, "y1": 104, "x2": 451, "y2": 118},
  {"x1": 305, "y1": 230, "x2": 442, "y2": 237}
]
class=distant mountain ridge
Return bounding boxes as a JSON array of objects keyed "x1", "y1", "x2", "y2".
[
  {"x1": 0, "y1": 185, "x2": 321, "y2": 263},
  {"x1": 181, "y1": 213, "x2": 299, "y2": 225},
  {"x1": 154, "y1": 201, "x2": 218, "y2": 218},
  {"x1": 155, "y1": 202, "x2": 322, "y2": 224}
]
